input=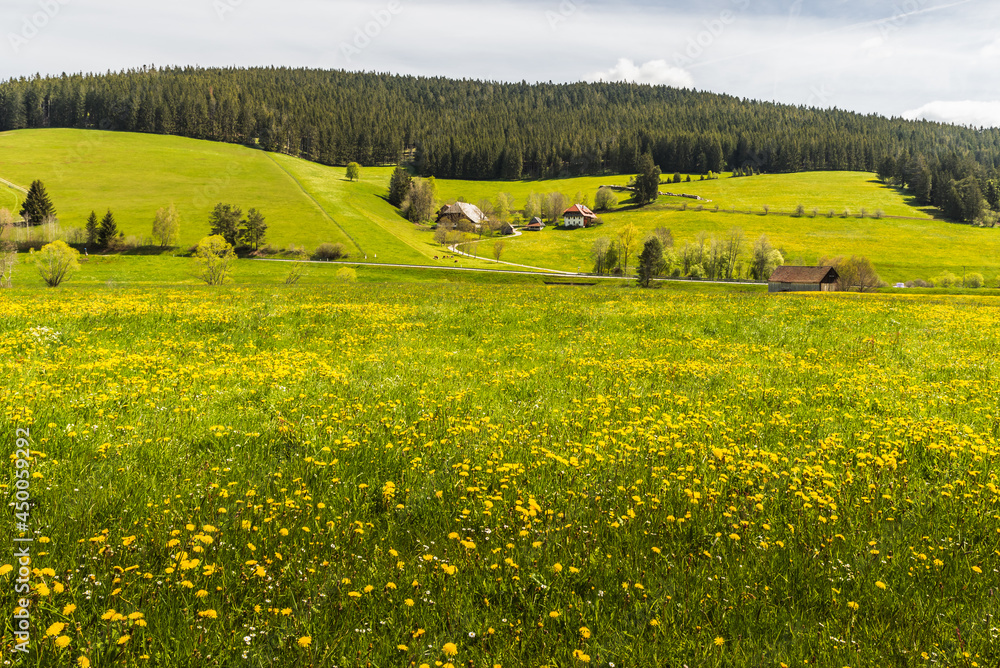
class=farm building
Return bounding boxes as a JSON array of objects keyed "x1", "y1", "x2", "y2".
[
  {"x1": 436, "y1": 202, "x2": 487, "y2": 229},
  {"x1": 768, "y1": 266, "x2": 840, "y2": 293},
  {"x1": 499, "y1": 221, "x2": 516, "y2": 235},
  {"x1": 525, "y1": 217, "x2": 545, "y2": 231},
  {"x1": 563, "y1": 204, "x2": 597, "y2": 228}
]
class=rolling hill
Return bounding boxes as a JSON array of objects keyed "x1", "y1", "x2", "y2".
[{"x1": 3, "y1": 128, "x2": 1000, "y2": 284}]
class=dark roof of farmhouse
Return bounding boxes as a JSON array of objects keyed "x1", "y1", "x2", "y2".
[{"x1": 769, "y1": 266, "x2": 839, "y2": 283}]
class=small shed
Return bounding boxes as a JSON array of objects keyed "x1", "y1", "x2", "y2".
[
  {"x1": 499, "y1": 221, "x2": 516, "y2": 235},
  {"x1": 768, "y1": 266, "x2": 839, "y2": 293}
]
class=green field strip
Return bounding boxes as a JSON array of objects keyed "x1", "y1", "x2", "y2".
[{"x1": 264, "y1": 152, "x2": 365, "y2": 256}]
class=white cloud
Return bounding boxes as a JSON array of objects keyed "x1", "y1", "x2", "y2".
[
  {"x1": 586, "y1": 58, "x2": 694, "y2": 88},
  {"x1": 903, "y1": 101, "x2": 1000, "y2": 128},
  {"x1": 981, "y1": 38, "x2": 1000, "y2": 58}
]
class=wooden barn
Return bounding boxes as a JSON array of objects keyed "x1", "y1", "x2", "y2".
[{"x1": 768, "y1": 266, "x2": 839, "y2": 293}]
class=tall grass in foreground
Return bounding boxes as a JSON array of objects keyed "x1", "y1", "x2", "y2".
[{"x1": 1, "y1": 285, "x2": 999, "y2": 667}]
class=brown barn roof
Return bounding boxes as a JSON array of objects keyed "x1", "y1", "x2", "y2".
[{"x1": 768, "y1": 266, "x2": 839, "y2": 284}]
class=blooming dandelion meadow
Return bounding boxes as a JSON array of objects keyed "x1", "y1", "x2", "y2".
[{"x1": 0, "y1": 283, "x2": 999, "y2": 665}]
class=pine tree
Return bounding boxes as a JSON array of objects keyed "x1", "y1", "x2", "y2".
[
  {"x1": 388, "y1": 166, "x2": 413, "y2": 208},
  {"x1": 632, "y1": 154, "x2": 661, "y2": 206},
  {"x1": 208, "y1": 203, "x2": 243, "y2": 247},
  {"x1": 637, "y1": 236, "x2": 663, "y2": 288},
  {"x1": 98, "y1": 209, "x2": 118, "y2": 248},
  {"x1": 19, "y1": 180, "x2": 56, "y2": 225},
  {"x1": 242, "y1": 208, "x2": 267, "y2": 251},
  {"x1": 85, "y1": 211, "x2": 99, "y2": 246}
]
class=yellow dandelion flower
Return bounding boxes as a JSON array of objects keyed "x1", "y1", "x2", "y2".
[
  {"x1": 55, "y1": 636, "x2": 71, "y2": 648},
  {"x1": 443, "y1": 642, "x2": 458, "y2": 656},
  {"x1": 405, "y1": 598, "x2": 415, "y2": 606},
  {"x1": 875, "y1": 581, "x2": 887, "y2": 590},
  {"x1": 297, "y1": 636, "x2": 311, "y2": 648},
  {"x1": 77, "y1": 657, "x2": 91, "y2": 668},
  {"x1": 552, "y1": 563, "x2": 563, "y2": 573},
  {"x1": 195, "y1": 590, "x2": 208, "y2": 598},
  {"x1": 972, "y1": 566, "x2": 983, "y2": 574},
  {"x1": 348, "y1": 591, "x2": 361, "y2": 598},
  {"x1": 0, "y1": 564, "x2": 12, "y2": 577},
  {"x1": 549, "y1": 611, "x2": 560, "y2": 618},
  {"x1": 573, "y1": 649, "x2": 591, "y2": 662},
  {"x1": 397, "y1": 644, "x2": 409, "y2": 651},
  {"x1": 714, "y1": 636, "x2": 724, "y2": 646},
  {"x1": 117, "y1": 635, "x2": 130, "y2": 645},
  {"x1": 63, "y1": 604, "x2": 77, "y2": 615},
  {"x1": 198, "y1": 610, "x2": 218, "y2": 619},
  {"x1": 46, "y1": 622, "x2": 66, "y2": 637},
  {"x1": 579, "y1": 626, "x2": 592, "y2": 639}
]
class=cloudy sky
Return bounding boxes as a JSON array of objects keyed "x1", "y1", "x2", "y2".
[{"x1": 4, "y1": 0, "x2": 999, "y2": 126}]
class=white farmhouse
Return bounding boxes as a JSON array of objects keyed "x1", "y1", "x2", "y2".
[{"x1": 562, "y1": 204, "x2": 597, "y2": 229}]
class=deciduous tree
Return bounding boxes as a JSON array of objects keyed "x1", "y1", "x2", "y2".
[
  {"x1": 152, "y1": 204, "x2": 180, "y2": 248},
  {"x1": 30, "y1": 240, "x2": 79, "y2": 287},
  {"x1": 193, "y1": 235, "x2": 235, "y2": 285},
  {"x1": 617, "y1": 223, "x2": 640, "y2": 276},
  {"x1": 594, "y1": 187, "x2": 617, "y2": 211}
]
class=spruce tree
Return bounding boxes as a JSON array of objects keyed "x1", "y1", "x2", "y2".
[
  {"x1": 85, "y1": 211, "x2": 99, "y2": 245},
  {"x1": 208, "y1": 203, "x2": 243, "y2": 247},
  {"x1": 388, "y1": 166, "x2": 412, "y2": 208},
  {"x1": 632, "y1": 154, "x2": 661, "y2": 206},
  {"x1": 242, "y1": 208, "x2": 267, "y2": 251},
  {"x1": 19, "y1": 180, "x2": 55, "y2": 225},
  {"x1": 637, "y1": 236, "x2": 664, "y2": 288},
  {"x1": 98, "y1": 209, "x2": 118, "y2": 248}
]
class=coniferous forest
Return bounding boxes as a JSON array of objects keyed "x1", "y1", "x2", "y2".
[{"x1": 3, "y1": 66, "x2": 1000, "y2": 221}]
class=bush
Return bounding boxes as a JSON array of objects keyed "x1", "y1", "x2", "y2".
[
  {"x1": 931, "y1": 272, "x2": 957, "y2": 288},
  {"x1": 964, "y1": 272, "x2": 984, "y2": 288},
  {"x1": 30, "y1": 240, "x2": 80, "y2": 287},
  {"x1": 336, "y1": 267, "x2": 357, "y2": 282},
  {"x1": 688, "y1": 264, "x2": 705, "y2": 279},
  {"x1": 193, "y1": 235, "x2": 235, "y2": 285},
  {"x1": 906, "y1": 279, "x2": 931, "y2": 288},
  {"x1": 313, "y1": 242, "x2": 347, "y2": 261}
]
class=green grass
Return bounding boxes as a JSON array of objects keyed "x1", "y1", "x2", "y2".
[
  {"x1": 0, "y1": 129, "x2": 353, "y2": 250},
  {"x1": 434, "y1": 173, "x2": 634, "y2": 209},
  {"x1": 3, "y1": 283, "x2": 1000, "y2": 666},
  {"x1": 680, "y1": 171, "x2": 935, "y2": 218},
  {"x1": 3, "y1": 128, "x2": 995, "y2": 282},
  {"x1": 0, "y1": 129, "x2": 507, "y2": 270},
  {"x1": 487, "y1": 207, "x2": 1000, "y2": 283}
]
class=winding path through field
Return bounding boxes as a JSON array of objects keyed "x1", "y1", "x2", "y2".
[
  {"x1": 447, "y1": 229, "x2": 579, "y2": 275},
  {"x1": 0, "y1": 176, "x2": 27, "y2": 193}
]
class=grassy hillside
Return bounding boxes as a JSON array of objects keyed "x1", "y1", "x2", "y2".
[
  {"x1": 0, "y1": 129, "x2": 499, "y2": 269},
  {"x1": 457, "y1": 173, "x2": 996, "y2": 284},
  {"x1": 0, "y1": 129, "x2": 355, "y2": 250},
  {"x1": 4, "y1": 128, "x2": 998, "y2": 283}
]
